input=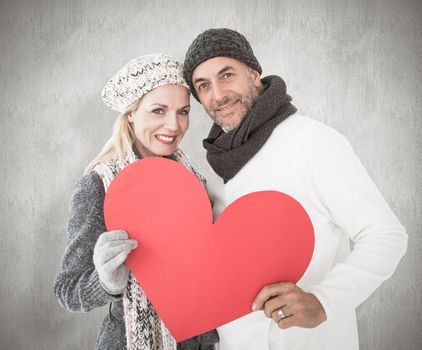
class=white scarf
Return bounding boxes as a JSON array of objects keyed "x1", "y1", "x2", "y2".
[{"x1": 94, "y1": 147, "x2": 206, "y2": 350}]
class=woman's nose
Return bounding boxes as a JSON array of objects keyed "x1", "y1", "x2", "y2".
[{"x1": 164, "y1": 112, "x2": 179, "y2": 131}]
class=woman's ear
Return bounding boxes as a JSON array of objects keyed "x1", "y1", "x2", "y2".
[{"x1": 128, "y1": 113, "x2": 134, "y2": 123}]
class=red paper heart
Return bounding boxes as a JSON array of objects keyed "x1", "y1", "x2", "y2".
[{"x1": 104, "y1": 158, "x2": 314, "y2": 342}]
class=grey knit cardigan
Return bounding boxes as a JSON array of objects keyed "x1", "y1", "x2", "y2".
[{"x1": 53, "y1": 172, "x2": 218, "y2": 350}]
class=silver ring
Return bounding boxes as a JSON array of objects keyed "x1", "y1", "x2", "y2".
[{"x1": 277, "y1": 307, "x2": 287, "y2": 319}]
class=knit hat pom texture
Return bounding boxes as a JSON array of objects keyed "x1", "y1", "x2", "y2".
[{"x1": 102, "y1": 54, "x2": 189, "y2": 113}]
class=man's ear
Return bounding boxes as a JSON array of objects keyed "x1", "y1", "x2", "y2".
[{"x1": 249, "y1": 68, "x2": 262, "y2": 88}]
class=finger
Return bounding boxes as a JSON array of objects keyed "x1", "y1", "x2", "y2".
[
  {"x1": 271, "y1": 305, "x2": 293, "y2": 323},
  {"x1": 278, "y1": 314, "x2": 299, "y2": 329},
  {"x1": 94, "y1": 239, "x2": 137, "y2": 264},
  {"x1": 97, "y1": 242, "x2": 136, "y2": 265},
  {"x1": 267, "y1": 287, "x2": 304, "y2": 315},
  {"x1": 263, "y1": 295, "x2": 285, "y2": 318},
  {"x1": 266, "y1": 290, "x2": 301, "y2": 315},
  {"x1": 252, "y1": 282, "x2": 296, "y2": 311},
  {"x1": 101, "y1": 239, "x2": 138, "y2": 252},
  {"x1": 97, "y1": 241, "x2": 134, "y2": 264},
  {"x1": 103, "y1": 250, "x2": 130, "y2": 272},
  {"x1": 263, "y1": 291, "x2": 299, "y2": 317},
  {"x1": 97, "y1": 230, "x2": 128, "y2": 247}
]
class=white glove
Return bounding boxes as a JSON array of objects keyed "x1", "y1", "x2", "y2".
[{"x1": 93, "y1": 230, "x2": 138, "y2": 295}]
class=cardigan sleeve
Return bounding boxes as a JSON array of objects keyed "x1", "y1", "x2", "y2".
[
  {"x1": 297, "y1": 122, "x2": 408, "y2": 321},
  {"x1": 53, "y1": 172, "x2": 122, "y2": 312}
]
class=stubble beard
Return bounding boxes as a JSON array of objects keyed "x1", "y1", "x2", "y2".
[{"x1": 208, "y1": 77, "x2": 260, "y2": 132}]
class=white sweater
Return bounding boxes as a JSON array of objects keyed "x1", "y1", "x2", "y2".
[{"x1": 207, "y1": 115, "x2": 407, "y2": 350}]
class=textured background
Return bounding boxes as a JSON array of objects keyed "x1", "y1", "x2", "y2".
[{"x1": 0, "y1": 0, "x2": 421, "y2": 349}]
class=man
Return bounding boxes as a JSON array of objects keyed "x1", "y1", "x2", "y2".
[{"x1": 183, "y1": 28, "x2": 407, "y2": 350}]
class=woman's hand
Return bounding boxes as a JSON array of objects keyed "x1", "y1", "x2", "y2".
[{"x1": 93, "y1": 230, "x2": 138, "y2": 295}]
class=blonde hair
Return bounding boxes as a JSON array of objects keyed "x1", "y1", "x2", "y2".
[{"x1": 84, "y1": 98, "x2": 142, "y2": 175}]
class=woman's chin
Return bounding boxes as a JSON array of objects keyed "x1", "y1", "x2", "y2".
[{"x1": 152, "y1": 145, "x2": 178, "y2": 157}]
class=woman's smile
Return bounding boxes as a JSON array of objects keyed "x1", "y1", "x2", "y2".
[{"x1": 156, "y1": 134, "x2": 176, "y2": 144}]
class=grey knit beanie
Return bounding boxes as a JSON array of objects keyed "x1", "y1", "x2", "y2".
[{"x1": 184, "y1": 28, "x2": 262, "y2": 101}]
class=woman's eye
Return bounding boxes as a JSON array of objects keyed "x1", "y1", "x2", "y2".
[
  {"x1": 152, "y1": 108, "x2": 164, "y2": 114},
  {"x1": 179, "y1": 110, "x2": 190, "y2": 116}
]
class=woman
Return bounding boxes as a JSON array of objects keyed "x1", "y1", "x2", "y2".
[{"x1": 54, "y1": 54, "x2": 218, "y2": 350}]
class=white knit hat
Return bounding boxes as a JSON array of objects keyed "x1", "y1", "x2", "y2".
[{"x1": 101, "y1": 54, "x2": 189, "y2": 113}]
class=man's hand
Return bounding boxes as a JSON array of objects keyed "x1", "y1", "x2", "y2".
[{"x1": 252, "y1": 282, "x2": 327, "y2": 329}]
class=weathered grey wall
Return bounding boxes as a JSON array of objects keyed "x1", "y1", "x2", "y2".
[{"x1": 1, "y1": 0, "x2": 420, "y2": 349}]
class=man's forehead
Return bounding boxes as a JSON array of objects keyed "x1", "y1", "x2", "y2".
[{"x1": 192, "y1": 56, "x2": 245, "y2": 80}]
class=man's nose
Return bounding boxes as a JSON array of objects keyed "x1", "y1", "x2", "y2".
[{"x1": 211, "y1": 82, "x2": 226, "y2": 103}]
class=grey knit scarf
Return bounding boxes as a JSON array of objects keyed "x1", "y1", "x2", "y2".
[{"x1": 203, "y1": 75, "x2": 297, "y2": 183}]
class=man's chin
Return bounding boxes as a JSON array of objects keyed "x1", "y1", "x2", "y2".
[
  {"x1": 214, "y1": 120, "x2": 237, "y2": 132},
  {"x1": 214, "y1": 116, "x2": 243, "y2": 132}
]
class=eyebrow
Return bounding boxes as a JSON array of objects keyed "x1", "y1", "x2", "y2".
[
  {"x1": 218, "y1": 66, "x2": 234, "y2": 75},
  {"x1": 192, "y1": 65, "x2": 235, "y2": 85},
  {"x1": 151, "y1": 104, "x2": 190, "y2": 109}
]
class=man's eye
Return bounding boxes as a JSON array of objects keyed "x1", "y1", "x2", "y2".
[
  {"x1": 198, "y1": 82, "x2": 208, "y2": 90},
  {"x1": 223, "y1": 73, "x2": 233, "y2": 79}
]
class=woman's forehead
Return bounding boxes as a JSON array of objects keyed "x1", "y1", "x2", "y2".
[{"x1": 141, "y1": 84, "x2": 190, "y2": 105}]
